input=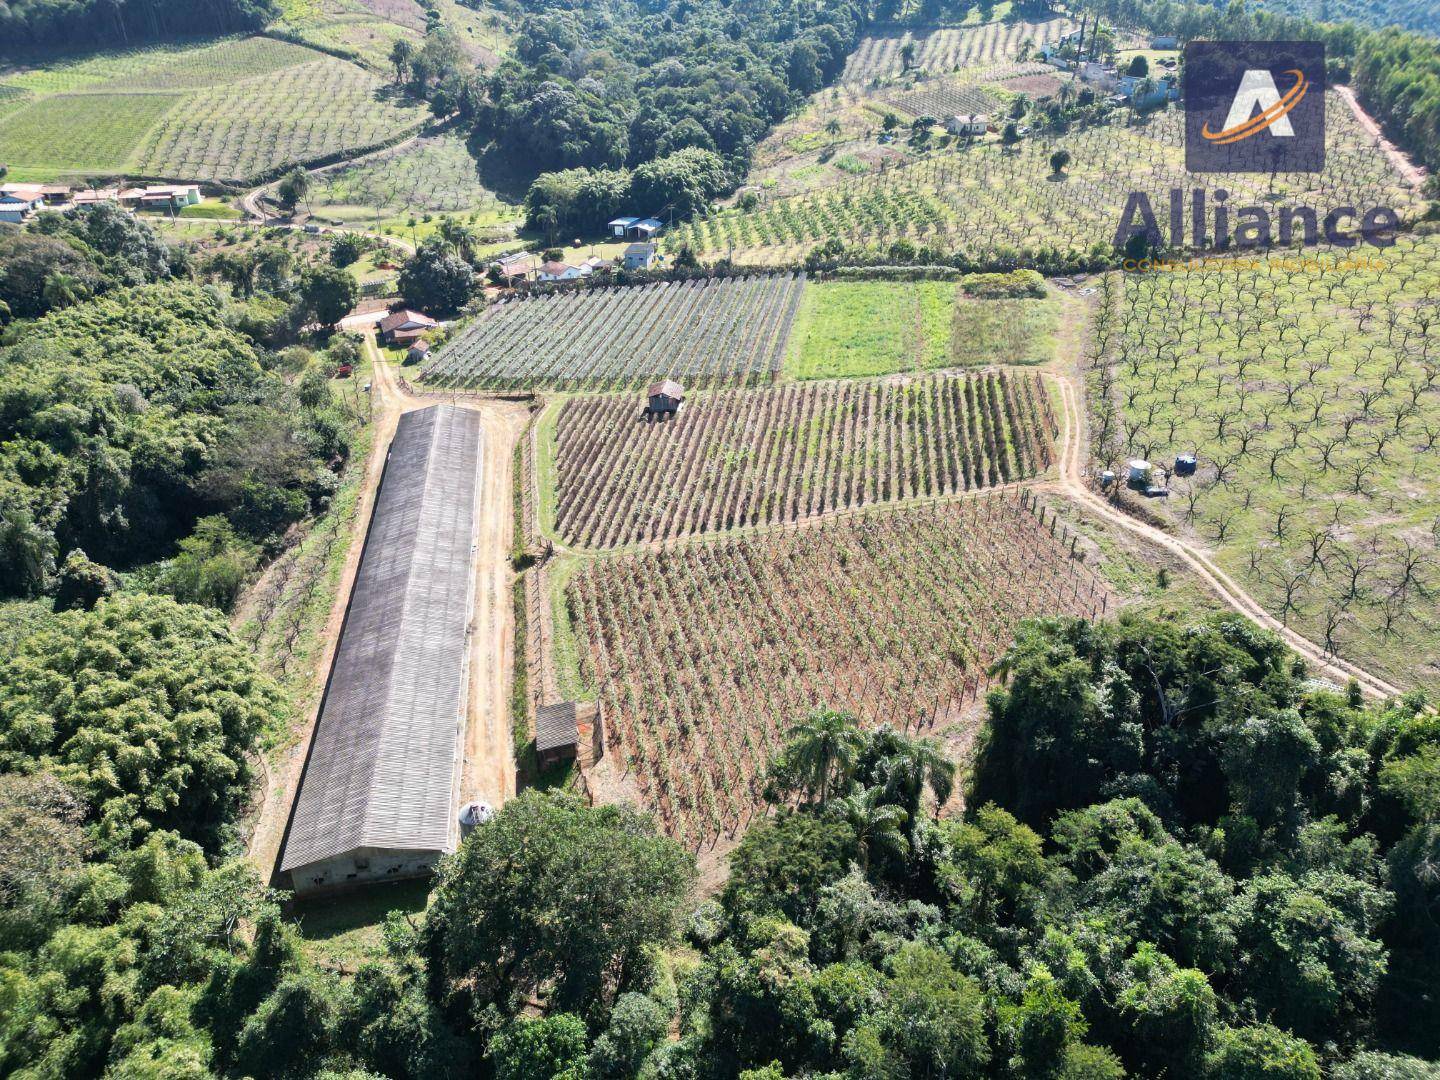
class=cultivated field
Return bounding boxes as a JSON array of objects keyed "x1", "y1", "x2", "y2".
[
  {"x1": 309, "y1": 131, "x2": 508, "y2": 219},
  {"x1": 785, "y1": 280, "x2": 1057, "y2": 379},
  {"x1": 567, "y1": 493, "x2": 1110, "y2": 848},
  {"x1": 685, "y1": 92, "x2": 1414, "y2": 265},
  {"x1": 421, "y1": 275, "x2": 806, "y2": 392},
  {"x1": 0, "y1": 34, "x2": 425, "y2": 182},
  {"x1": 883, "y1": 61, "x2": 1063, "y2": 119},
  {"x1": 551, "y1": 370, "x2": 1056, "y2": 547},
  {"x1": 1091, "y1": 235, "x2": 1440, "y2": 691},
  {"x1": 842, "y1": 17, "x2": 1079, "y2": 84}
]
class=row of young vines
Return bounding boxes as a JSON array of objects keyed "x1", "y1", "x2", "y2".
[
  {"x1": 553, "y1": 370, "x2": 1058, "y2": 548},
  {"x1": 566, "y1": 492, "x2": 1110, "y2": 850}
]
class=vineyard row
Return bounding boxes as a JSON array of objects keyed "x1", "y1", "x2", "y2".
[
  {"x1": 421, "y1": 274, "x2": 806, "y2": 392},
  {"x1": 552, "y1": 370, "x2": 1058, "y2": 548},
  {"x1": 567, "y1": 491, "x2": 1110, "y2": 850}
]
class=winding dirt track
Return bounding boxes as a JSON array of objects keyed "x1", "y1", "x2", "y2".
[{"x1": 1042, "y1": 369, "x2": 1404, "y2": 700}]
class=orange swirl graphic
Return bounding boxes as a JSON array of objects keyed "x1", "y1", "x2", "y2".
[{"x1": 1201, "y1": 69, "x2": 1309, "y2": 144}]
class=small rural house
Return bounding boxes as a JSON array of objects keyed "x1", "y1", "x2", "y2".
[
  {"x1": 945, "y1": 113, "x2": 990, "y2": 137},
  {"x1": 1118, "y1": 73, "x2": 1179, "y2": 108},
  {"x1": 1150, "y1": 35, "x2": 1179, "y2": 49},
  {"x1": 608, "y1": 215, "x2": 664, "y2": 240},
  {"x1": 379, "y1": 309, "x2": 438, "y2": 346},
  {"x1": 407, "y1": 340, "x2": 431, "y2": 364},
  {"x1": 494, "y1": 253, "x2": 534, "y2": 282},
  {"x1": 647, "y1": 379, "x2": 684, "y2": 417},
  {"x1": 1, "y1": 182, "x2": 70, "y2": 206},
  {"x1": 0, "y1": 191, "x2": 42, "y2": 224},
  {"x1": 1079, "y1": 62, "x2": 1119, "y2": 90},
  {"x1": 623, "y1": 242, "x2": 658, "y2": 270},
  {"x1": 137, "y1": 185, "x2": 201, "y2": 211},
  {"x1": 281, "y1": 405, "x2": 482, "y2": 895}
]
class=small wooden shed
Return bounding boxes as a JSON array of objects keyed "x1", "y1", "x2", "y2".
[
  {"x1": 647, "y1": 379, "x2": 684, "y2": 417},
  {"x1": 535, "y1": 701, "x2": 602, "y2": 769},
  {"x1": 536, "y1": 703, "x2": 580, "y2": 768}
]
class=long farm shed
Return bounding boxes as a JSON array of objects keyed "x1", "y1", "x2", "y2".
[{"x1": 282, "y1": 405, "x2": 482, "y2": 895}]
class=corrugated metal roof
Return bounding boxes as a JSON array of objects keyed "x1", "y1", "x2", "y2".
[
  {"x1": 282, "y1": 405, "x2": 482, "y2": 872},
  {"x1": 535, "y1": 702, "x2": 579, "y2": 753}
]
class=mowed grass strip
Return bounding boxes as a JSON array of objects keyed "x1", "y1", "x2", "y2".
[
  {"x1": 784, "y1": 280, "x2": 956, "y2": 379},
  {"x1": 0, "y1": 92, "x2": 180, "y2": 174}
]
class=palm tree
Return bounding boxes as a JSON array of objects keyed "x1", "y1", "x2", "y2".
[
  {"x1": 825, "y1": 118, "x2": 842, "y2": 137},
  {"x1": 839, "y1": 787, "x2": 909, "y2": 870},
  {"x1": 533, "y1": 205, "x2": 559, "y2": 246},
  {"x1": 875, "y1": 735, "x2": 956, "y2": 818},
  {"x1": 41, "y1": 272, "x2": 86, "y2": 310},
  {"x1": 778, "y1": 708, "x2": 866, "y2": 805}
]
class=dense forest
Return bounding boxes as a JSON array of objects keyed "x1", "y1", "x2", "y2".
[
  {"x1": 0, "y1": 205, "x2": 367, "y2": 606},
  {"x1": 0, "y1": 0, "x2": 280, "y2": 53},
  {"x1": 383, "y1": 0, "x2": 866, "y2": 221},
  {"x1": 4, "y1": 612, "x2": 1437, "y2": 1077},
  {"x1": 1210, "y1": 0, "x2": 1440, "y2": 37}
]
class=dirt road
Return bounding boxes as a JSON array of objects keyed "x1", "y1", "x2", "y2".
[
  {"x1": 1336, "y1": 85, "x2": 1427, "y2": 188},
  {"x1": 1043, "y1": 368, "x2": 1404, "y2": 700},
  {"x1": 245, "y1": 340, "x2": 524, "y2": 878}
]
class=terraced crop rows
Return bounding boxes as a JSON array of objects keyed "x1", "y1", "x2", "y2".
[
  {"x1": 311, "y1": 132, "x2": 502, "y2": 215},
  {"x1": 553, "y1": 371, "x2": 1057, "y2": 547},
  {"x1": 675, "y1": 99, "x2": 1414, "y2": 262},
  {"x1": 0, "y1": 34, "x2": 425, "y2": 182},
  {"x1": 1093, "y1": 234, "x2": 1440, "y2": 691},
  {"x1": 0, "y1": 92, "x2": 181, "y2": 173},
  {"x1": 421, "y1": 274, "x2": 806, "y2": 392},
  {"x1": 568, "y1": 493, "x2": 1109, "y2": 849},
  {"x1": 888, "y1": 80, "x2": 996, "y2": 120},
  {"x1": 842, "y1": 17, "x2": 1079, "y2": 83},
  {"x1": 131, "y1": 57, "x2": 425, "y2": 181}
]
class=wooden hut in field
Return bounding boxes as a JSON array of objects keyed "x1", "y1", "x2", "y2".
[
  {"x1": 646, "y1": 379, "x2": 684, "y2": 417},
  {"x1": 534, "y1": 701, "x2": 602, "y2": 769}
]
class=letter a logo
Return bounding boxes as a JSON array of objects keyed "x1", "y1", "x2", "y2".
[
  {"x1": 1219, "y1": 70, "x2": 1297, "y2": 138},
  {"x1": 1185, "y1": 41, "x2": 1325, "y2": 172}
]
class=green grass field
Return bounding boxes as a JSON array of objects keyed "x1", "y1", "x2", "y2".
[
  {"x1": 951, "y1": 296, "x2": 1057, "y2": 365},
  {"x1": 1091, "y1": 236, "x2": 1440, "y2": 692},
  {"x1": 784, "y1": 279, "x2": 1057, "y2": 379},
  {"x1": 785, "y1": 280, "x2": 956, "y2": 379},
  {"x1": 0, "y1": 34, "x2": 426, "y2": 183}
]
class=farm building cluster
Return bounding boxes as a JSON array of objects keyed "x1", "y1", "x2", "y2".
[
  {"x1": 0, "y1": 182, "x2": 201, "y2": 223},
  {"x1": 487, "y1": 215, "x2": 665, "y2": 285}
]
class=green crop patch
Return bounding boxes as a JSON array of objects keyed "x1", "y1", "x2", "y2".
[
  {"x1": 130, "y1": 58, "x2": 426, "y2": 182},
  {"x1": 0, "y1": 92, "x2": 180, "y2": 175},
  {"x1": 951, "y1": 297, "x2": 1057, "y2": 366},
  {"x1": 784, "y1": 280, "x2": 957, "y2": 380}
]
